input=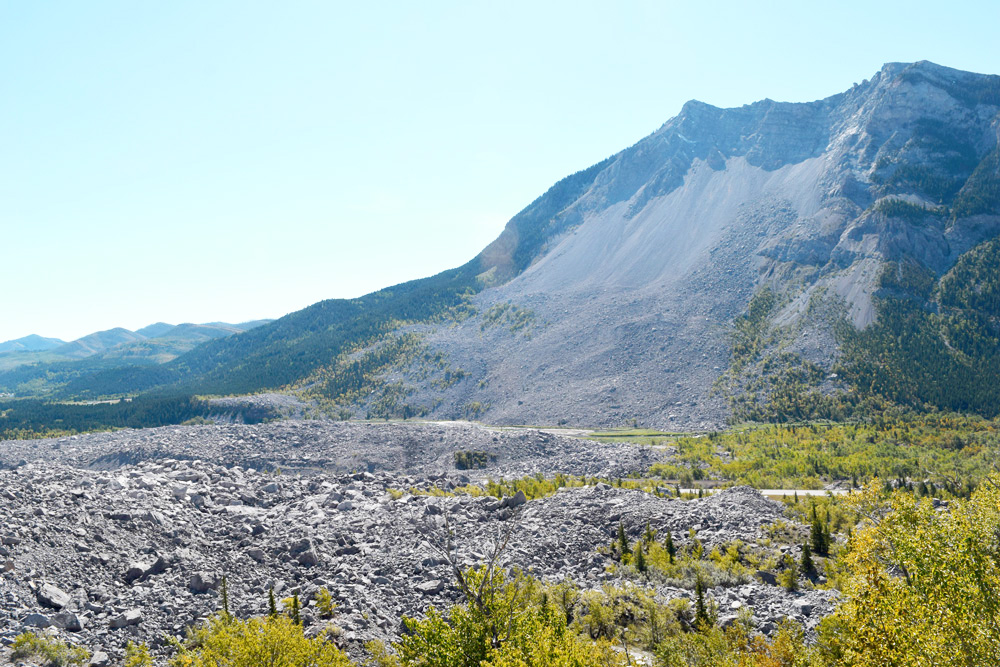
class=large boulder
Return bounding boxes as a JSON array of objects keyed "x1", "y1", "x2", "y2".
[
  {"x1": 188, "y1": 571, "x2": 220, "y2": 594},
  {"x1": 297, "y1": 549, "x2": 320, "y2": 567},
  {"x1": 124, "y1": 561, "x2": 152, "y2": 584},
  {"x1": 109, "y1": 609, "x2": 142, "y2": 629},
  {"x1": 21, "y1": 613, "x2": 51, "y2": 628},
  {"x1": 51, "y1": 611, "x2": 84, "y2": 632},
  {"x1": 36, "y1": 583, "x2": 71, "y2": 610},
  {"x1": 416, "y1": 580, "x2": 445, "y2": 595},
  {"x1": 125, "y1": 556, "x2": 170, "y2": 583},
  {"x1": 500, "y1": 490, "x2": 527, "y2": 509}
]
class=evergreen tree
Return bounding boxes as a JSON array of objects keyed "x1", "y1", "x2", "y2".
[
  {"x1": 221, "y1": 575, "x2": 230, "y2": 619},
  {"x1": 811, "y1": 512, "x2": 829, "y2": 556},
  {"x1": 643, "y1": 521, "x2": 656, "y2": 545},
  {"x1": 291, "y1": 593, "x2": 301, "y2": 625},
  {"x1": 801, "y1": 542, "x2": 814, "y2": 573},
  {"x1": 268, "y1": 588, "x2": 278, "y2": 618},
  {"x1": 634, "y1": 543, "x2": 647, "y2": 574},
  {"x1": 617, "y1": 522, "x2": 631, "y2": 556},
  {"x1": 694, "y1": 576, "x2": 711, "y2": 628},
  {"x1": 664, "y1": 530, "x2": 676, "y2": 564}
]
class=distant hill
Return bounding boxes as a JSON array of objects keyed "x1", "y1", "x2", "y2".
[
  {"x1": 53, "y1": 328, "x2": 146, "y2": 359},
  {"x1": 136, "y1": 322, "x2": 176, "y2": 338},
  {"x1": 0, "y1": 334, "x2": 65, "y2": 353},
  {"x1": 94, "y1": 322, "x2": 265, "y2": 364},
  {"x1": 0, "y1": 320, "x2": 270, "y2": 397}
]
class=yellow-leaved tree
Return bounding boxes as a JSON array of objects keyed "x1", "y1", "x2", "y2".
[
  {"x1": 169, "y1": 614, "x2": 352, "y2": 667},
  {"x1": 823, "y1": 478, "x2": 1000, "y2": 666},
  {"x1": 396, "y1": 567, "x2": 626, "y2": 667}
]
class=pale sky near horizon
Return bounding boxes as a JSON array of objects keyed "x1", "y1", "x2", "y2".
[{"x1": 2, "y1": 0, "x2": 998, "y2": 342}]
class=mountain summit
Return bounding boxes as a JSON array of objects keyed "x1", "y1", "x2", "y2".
[
  {"x1": 391, "y1": 61, "x2": 1000, "y2": 427},
  {"x1": 5, "y1": 62, "x2": 999, "y2": 427}
]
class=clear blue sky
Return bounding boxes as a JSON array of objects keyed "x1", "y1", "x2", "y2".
[{"x1": 2, "y1": 0, "x2": 998, "y2": 342}]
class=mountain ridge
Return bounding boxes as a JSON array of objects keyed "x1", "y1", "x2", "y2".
[
  {"x1": 0, "y1": 334, "x2": 65, "y2": 354},
  {"x1": 4, "y1": 61, "x2": 999, "y2": 427}
]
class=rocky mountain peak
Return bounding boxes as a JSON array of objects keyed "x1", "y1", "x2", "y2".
[{"x1": 5, "y1": 63, "x2": 996, "y2": 430}]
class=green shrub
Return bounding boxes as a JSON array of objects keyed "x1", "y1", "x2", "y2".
[
  {"x1": 315, "y1": 587, "x2": 337, "y2": 619},
  {"x1": 398, "y1": 568, "x2": 626, "y2": 667},
  {"x1": 778, "y1": 555, "x2": 799, "y2": 592},
  {"x1": 124, "y1": 642, "x2": 153, "y2": 667},
  {"x1": 453, "y1": 450, "x2": 496, "y2": 470},
  {"x1": 10, "y1": 633, "x2": 90, "y2": 667}
]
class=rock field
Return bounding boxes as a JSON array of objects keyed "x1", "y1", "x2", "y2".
[
  {"x1": 0, "y1": 421, "x2": 834, "y2": 663},
  {"x1": 0, "y1": 420, "x2": 659, "y2": 479}
]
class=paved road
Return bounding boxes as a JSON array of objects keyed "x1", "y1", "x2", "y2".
[{"x1": 676, "y1": 488, "x2": 852, "y2": 497}]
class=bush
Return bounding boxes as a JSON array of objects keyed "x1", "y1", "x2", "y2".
[
  {"x1": 315, "y1": 587, "x2": 337, "y2": 619},
  {"x1": 655, "y1": 620, "x2": 812, "y2": 667},
  {"x1": 778, "y1": 555, "x2": 799, "y2": 592},
  {"x1": 124, "y1": 642, "x2": 153, "y2": 667},
  {"x1": 397, "y1": 568, "x2": 627, "y2": 667},
  {"x1": 169, "y1": 614, "x2": 352, "y2": 667},
  {"x1": 453, "y1": 450, "x2": 496, "y2": 470},
  {"x1": 10, "y1": 633, "x2": 90, "y2": 667}
]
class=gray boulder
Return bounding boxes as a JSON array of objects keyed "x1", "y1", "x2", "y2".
[
  {"x1": 109, "y1": 609, "x2": 142, "y2": 629},
  {"x1": 21, "y1": 613, "x2": 51, "y2": 628},
  {"x1": 124, "y1": 561, "x2": 152, "y2": 584},
  {"x1": 298, "y1": 549, "x2": 320, "y2": 567},
  {"x1": 500, "y1": 490, "x2": 527, "y2": 509},
  {"x1": 416, "y1": 580, "x2": 445, "y2": 595},
  {"x1": 188, "y1": 571, "x2": 220, "y2": 593},
  {"x1": 51, "y1": 611, "x2": 84, "y2": 632},
  {"x1": 36, "y1": 583, "x2": 71, "y2": 610}
]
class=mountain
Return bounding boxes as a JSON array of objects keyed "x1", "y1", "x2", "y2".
[
  {"x1": 136, "y1": 322, "x2": 176, "y2": 338},
  {"x1": 0, "y1": 334, "x2": 65, "y2": 353},
  {"x1": 0, "y1": 321, "x2": 271, "y2": 398},
  {"x1": 93, "y1": 322, "x2": 269, "y2": 365},
  {"x1": 53, "y1": 328, "x2": 146, "y2": 359},
  {"x1": 15, "y1": 61, "x2": 1000, "y2": 426}
]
